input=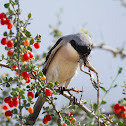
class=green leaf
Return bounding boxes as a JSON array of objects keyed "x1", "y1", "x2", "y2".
[
  {"x1": 9, "y1": 77, "x2": 13, "y2": 81},
  {"x1": 3, "y1": 32, "x2": 7, "y2": 36},
  {"x1": 13, "y1": 108, "x2": 18, "y2": 114},
  {"x1": 101, "y1": 100, "x2": 107, "y2": 105},
  {"x1": 27, "y1": 46, "x2": 32, "y2": 51},
  {"x1": 30, "y1": 38, "x2": 34, "y2": 45},
  {"x1": 23, "y1": 100, "x2": 27, "y2": 105},
  {"x1": 8, "y1": 8, "x2": 15, "y2": 15},
  {"x1": 57, "y1": 118, "x2": 62, "y2": 126},
  {"x1": 118, "y1": 67, "x2": 122, "y2": 74},
  {"x1": 109, "y1": 114, "x2": 114, "y2": 119},
  {"x1": 39, "y1": 72, "x2": 43, "y2": 77},
  {"x1": 6, "y1": 83, "x2": 10, "y2": 87},
  {"x1": 28, "y1": 12, "x2": 32, "y2": 19},
  {"x1": 25, "y1": 30, "x2": 31, "y2": 37},
  {"x1": 117, "y1": 121, "x2": 123, "y2": 126},
  {"x1": 113, "y1": 84, "x2": 117, "y2": 88},
  {"x1": 65, "y1": 119, "x2": 70, "y2": 125},
  {"x1": 0, "y1": 79, "x2": 2, "y2": 83},
  {"x1": 4, "y1": 3, "x2": 10, "y2": 8},
  {"x1": 19, "y1": 89, "x2": 25, "y2": 94},
  {"x1": 2, "y1": 54, "x2": 4, "y2": 60},
  {"x1": 101, "y1": 87, "x2": 107, "y2": 93},
  {"x1": 28, "y1": 96, "x2": 32, "y2": 102},
  {"x1": 26, "y1": 103, "x2": 30, "y2": 107},
  {"x1": 15, "y1": 0, "x2": 18, "y2": 5},
  {"x1": 22, "y1": 94, "x2": 25, "y2": 99},
  {"x1": 10, "y1": 0, "x2": 16, "y2": 5},
  {"x1": 87, "y1": 113, "x2": 94, "y2": 118},
  {"x1": 93, "y1": 103, "x2": 97, "y2": 110}
]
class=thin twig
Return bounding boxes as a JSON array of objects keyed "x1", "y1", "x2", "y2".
[
  {"x1": 0, "y1": 62, "x2": 10, "y2": 69},
  {"x1": 61, "y1": 92, "x2": 107, "y2": 126},
  {"x1": 93, "y1": 44, "x2": 126, "y2": 57},
  {"x1": 50, "y1": 99, "x2": 62, "y2": 118},
  {"x1": 0, "y1": 80, "x2": 15, "y2": 85}
]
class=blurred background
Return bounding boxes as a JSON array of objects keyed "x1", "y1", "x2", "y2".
[{"x1": 0, "y1": 0, "x2": 126, "y2": 113}]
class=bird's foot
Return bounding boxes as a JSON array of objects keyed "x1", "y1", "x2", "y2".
[{"x1": 59, "y1": 86, "x2": 66, "y2": 94}]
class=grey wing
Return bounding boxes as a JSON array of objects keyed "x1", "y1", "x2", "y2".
[{"x1": 42, "y1": 37, "x2": 66, "y2": 75}]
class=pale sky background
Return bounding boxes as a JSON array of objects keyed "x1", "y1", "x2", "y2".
[{"x1": 0, "y1": 0, "x2": 126, "y2": 113}]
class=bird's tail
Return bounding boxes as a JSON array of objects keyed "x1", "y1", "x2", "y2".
[{"x1": 25, "y1": 95, "x2": 45, "y2": 125}]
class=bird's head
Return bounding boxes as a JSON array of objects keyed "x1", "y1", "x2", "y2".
[{"x1": 69, "y1": 33, "x2": 93, "y2": 66}]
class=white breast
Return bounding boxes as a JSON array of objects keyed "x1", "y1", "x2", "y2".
[{"x1": 46, "y1": 43, "x2": 80, "y2": 87}]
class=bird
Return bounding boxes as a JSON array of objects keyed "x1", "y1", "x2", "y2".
[{"x1": 26, "y1": 33, "x2": 96, "y2": 125}]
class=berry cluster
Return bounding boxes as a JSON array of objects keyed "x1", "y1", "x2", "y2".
[
  {"x1": 42, "y1": 114, "x2": 52, "y2": 124},
  {"x1": 68, "y1": 113, "x2": 76, "y2": 124},
  {"x1": 2, "y1": 96, "x2": 19, "y2": 117},
  {"x1": 113, "y1": 103, "x2": 126, "y2": 118},
  {"x1": 0, "y1": 12, "x2": 13, "y2": 29},
  {"x1": 1, "y1": 38, "x2": 14, "y2": 56}
]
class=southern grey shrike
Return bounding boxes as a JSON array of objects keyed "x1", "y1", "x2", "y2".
[{"x1": 26, "y1": 33, "x2": 98, "y2": 125}]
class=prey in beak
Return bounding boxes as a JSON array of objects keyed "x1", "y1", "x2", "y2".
[{"x1": 80, "y1": 57, "x2": 100, "y2": 90}]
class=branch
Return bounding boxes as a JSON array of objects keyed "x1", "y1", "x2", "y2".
[
  {"x1": 0, "y1": 62, "x2": 10, "y2": 69},
  {"x1": 93, "y1": 44, "x2": 126, "y2": 58},
  {"x1": 0, "y1": 80, "x2": 14, "y2": 85},
  {"x1": 50, "y1": 99, "x2": 62, "y2": 118},
  {"x1": 61, "y1": 92, "x2": 107, "y2": 126}
]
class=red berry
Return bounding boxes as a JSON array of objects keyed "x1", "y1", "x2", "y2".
[
  {"x1": 114, "y1": 104, "x2": 120, "y2": 109},
  {"x1": 15, "y1": 71, "x2": 19, "y2": 75},
  {"x1": 114, "y1": 104, "x2": 121, "y2": 114},
  {"x1": 7, "y1": 40, "x2": 13, "y2": 48},
  {"x1": 45, "y1": 114, "x2": 52, "y2": 121},
  {"x1": 1, "y1": 104, "x2": 9, "y2": 111},
  {"x1": 12, "y1": 98, "x2": 19, "y2": 107},
  {"x1": 1, "y1": 38, "x2": 7, "y2": 45},
  {"x1": 43, "y1": 117, "x2": 48, "y2": 124},
  {"x1": 27, "y1": 92, "x2": 34, "y2": 99},
  {"x1": 45, "y1": 89, "x2": 52, "y2": 96},
  {"x1": 22, "y1": 71, "x2": 29, "y2": 79},
  {"x1": 120, "y1": 105, "x2": 126, "y2": 111},
  {"x1": 8, "y1": 101, "x2": 14, "y2": 108},
  {"x1": 5, "y1": 18, "x2": 10, "y2": 25},
  {"x1": 69, "y1": 112, "x2": 73, "y2": 119},
  {"x1": 28, "y1": 107, "x2": 34, "y2": 114},
  {"x1": 122, "y1": 112, "x2": 126, "y2": 118},
  {"x1": 11, "y1": 64, "x2": 16, "y2": 69},
  {"x1": 1, "y1": 18, "x2": 6, "y2": 25},
  {"x1": 4, "y1": 96, "x2": 11, "y2": 103},
  {"x1": 26, "y1": 77, "x2": 31, "y2": 83},
  {"x1": 62, "y1": 123, "x2": 67, "y2": 126},
  {"x1": 7, "y1": 22, "x2": 13, "y2": 29},
  {"x1": 5, "y1": 110, "x2": 12, "y2": 117},
  {"x1": 28, "y1": 52, "x2": 33, "y2": 59},
  {"x1": 23, "y1": 53, "x2": 30, "y2": 61},
  {"x1": 114, "y1": 108, "x2": 121, "y2": 114},
  {"x1": 0, "y1": 13, "x2": 6, "y2": 19},
  {"x1": 34, "y1": 43, "x2": 40, "y2": 49},
  {"x1": 7, "y1": 50, "x2": 14, "y2": 56}
]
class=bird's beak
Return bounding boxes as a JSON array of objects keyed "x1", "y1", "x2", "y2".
[{"x1": 85, "y1": 57, "x2": 97, "y2": 74}]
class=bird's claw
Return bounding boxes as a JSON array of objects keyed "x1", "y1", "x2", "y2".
[{"x1": 59, "y1": 86, "x2": 66, "y2": 94}]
